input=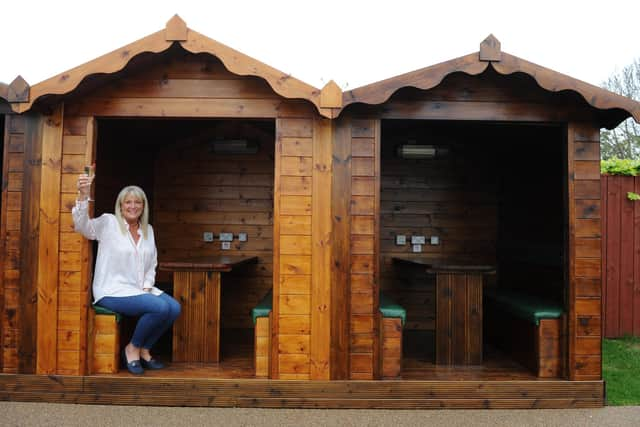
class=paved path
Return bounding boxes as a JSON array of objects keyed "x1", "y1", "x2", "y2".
[{"x1": 1, "y1": 402, "x2": 640, "y2": 426}]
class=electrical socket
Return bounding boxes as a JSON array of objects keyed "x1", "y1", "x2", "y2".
[
  {"x1": 203, "y1": 232, "x2": 214, "y2": 242},
  {"x1": 219, "y1": 232, "x2": 233, "y2": 242},
  {"x1": 411, "y1": 235, "x2": 426, "y2": 245},
  {"x1": 395, "y1": 235, "x2": 406, "y2": 245},
  {"x1": 412, "y1": 244, "x2": 422, "y2": 253},
  {"x1": 221, "y1": 241, "x2": 231, "y2": 250},
  {"x1": 238, "y1": 233, "x2": 248, "y2": 242},
  {"x1": 430, "y1": 236, "x2": 440, "y2": 245}
]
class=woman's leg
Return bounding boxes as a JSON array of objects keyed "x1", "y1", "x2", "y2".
[
  {"x1": 97, "y1": 294, "x2": 172, "y2": 351},
  {"x1": 140, "y1": 293, "x2": 181, "y2": 351}
]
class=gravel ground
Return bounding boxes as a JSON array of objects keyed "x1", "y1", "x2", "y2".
[{"x1": 1, "y1": 402, "x2": 640, "y2": 427}]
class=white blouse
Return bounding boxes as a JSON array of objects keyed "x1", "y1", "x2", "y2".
[{"x1": 72, "y1": 200, "x2": 162, "y2": 303}]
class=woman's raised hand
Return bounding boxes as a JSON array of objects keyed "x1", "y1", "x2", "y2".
[{"x1": 77, "y1": 165, "x2": 95, "y2": 201}]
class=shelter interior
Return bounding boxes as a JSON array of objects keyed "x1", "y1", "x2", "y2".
[
  {"x1": 93, "y1": 117, "x2": 274, "y2": 376},
  {"x1": 380, "y1": 119, "x2": 566, "y2": 378}
]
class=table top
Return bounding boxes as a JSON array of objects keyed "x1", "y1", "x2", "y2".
[
  {"x1": 159, "y1": 256, "x2": 258, "y2": 272},
  {"x1": 392, "y1": 256, "x2": 495, "y2": 274}
]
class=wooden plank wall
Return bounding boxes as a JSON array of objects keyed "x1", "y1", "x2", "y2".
[
  {"x1": 273, "y1": 117, "x2": 314, "y2": 380},
  {"x1": 1, "y1": 115, "x2": 24, "y2": 373},
  {"x1": 65, "y1": 52, "x2": 285, "y2": 119},
  {"x1": 568, "y1": 123, "x2": 602, "y2": 381},
  {"x1": 58, "y1": 50, "x2": 323, "y2": 376},
  {"x1": 153, "y1": 124, "x2": 275, "y2": 331},
  {"x1": 348, "y1": 119, "x2": 379, "y2": 379},
  {"x1": 602, "y1": 175, "x2": 640, "y2": 338},
  {"x1": 56, "y1": 115, "x2": 94, "y2": 375},
  {"x1": 379, "y1": 123, "x2": 499, "y2": 332}
]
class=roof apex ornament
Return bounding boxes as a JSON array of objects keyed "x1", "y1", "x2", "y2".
[
  {"x1": 166, "y1": 14, "x2": 188, "y2": 41},
  {"x1": 320, "y1": 80, "x2": 342, "y2": 108},
  {"x1": 479, "y1": 34, "x2": 501, "y2": 62},
  {"x1": 8, "y1": 75, "x2": 30, "y2": 103}
]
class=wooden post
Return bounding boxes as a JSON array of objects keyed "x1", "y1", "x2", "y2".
[
  {"x1": 79, "y1": 116, "x2": 97, "y2": 374},
  {"x1": 310, "y1": 118, "x2": 332, "y2": 380},
  {"x1": 567, "y1": 122, "x2": 602, "y2": 381},
  {"x1": 330, "y1": 117, "x2": 352, "y2": 379},
  {"x1": 17, "y1": 114, "x2": 43, "y2": 373},
  {"x1": 36, "y1": 105, "x2": 64, "y2": 374}
]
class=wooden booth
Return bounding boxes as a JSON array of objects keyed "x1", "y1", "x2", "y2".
[{"x1": 1, "y1": 18, "x2": 640, "y2": 408}]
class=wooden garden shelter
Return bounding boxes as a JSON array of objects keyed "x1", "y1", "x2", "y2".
[{"x1": 1, "y1": 16, "x2": 640, "y2": 408}]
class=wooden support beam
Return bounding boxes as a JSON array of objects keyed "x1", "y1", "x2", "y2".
[
  {"x1": 310, "y1": 118, "x2": 332, "y2": 380},
  {"x1": 18, "y1": 114, "x2": 43, "y2": 374},
  {"x1": 330, "y1": 118, "x2": 352, "y2": 379},
  {"x1": 36, "y1": 105, "x2": 64, "y2": 374}
]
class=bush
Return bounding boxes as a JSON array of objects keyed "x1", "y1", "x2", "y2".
[{"x1": 601, "y1": 158, "x2": 640, "y2": 176}]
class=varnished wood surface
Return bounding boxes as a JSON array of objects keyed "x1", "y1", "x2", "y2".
[
  {"x1": 392, "y1": 257, "x2": 495, "y2": 273},
  {"x1": 159, "y1": 256, "x2": 258, "y2": 272},
  {"x1": 601, "y1": 175, "x2": 639, "y2": 338}
]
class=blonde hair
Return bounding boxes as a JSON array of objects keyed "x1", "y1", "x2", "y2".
[{"x1": 114, "y1": 185, "x2": 150, "y2": 239}]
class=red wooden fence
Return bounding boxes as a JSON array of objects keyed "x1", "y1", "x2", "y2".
[{"x1": 601, "y1": 175, "x2": 640, "y2": 338}]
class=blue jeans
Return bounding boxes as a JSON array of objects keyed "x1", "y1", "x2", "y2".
[{"x1": 97, "y1": 292, "x2": 181, "y2": 350}]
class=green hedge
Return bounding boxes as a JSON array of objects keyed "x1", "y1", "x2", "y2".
[{"x1": 601, "y1": 158, "x2": 640, "y2": 176}]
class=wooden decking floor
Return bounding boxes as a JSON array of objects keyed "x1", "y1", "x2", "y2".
[
  {"x1": 105, "y1": 329, "x2": 536, "y2": 380},
  {"x1": 0, "y1": 330, "x2": 603, "y2": 408}
]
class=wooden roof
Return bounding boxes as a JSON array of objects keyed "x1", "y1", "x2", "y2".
[
  {"x1": 0, "y1": 24, "x2": 638, "y2": 126},
  {"x1": 2, "y1": 15, "x2": 339, "y2": 117},
  {"x1": 343, "y1": 35, "x2": 640, "y2": 128}
]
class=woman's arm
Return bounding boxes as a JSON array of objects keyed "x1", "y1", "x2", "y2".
[
  {"x1": 71, "y1": 173, "x2": 106, "y2": 240},
  {"x1": 143, "y1": 225, "x2": 158, "y2": 290}
]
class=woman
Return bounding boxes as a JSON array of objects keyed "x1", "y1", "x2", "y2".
[{"x1": 73, "y1": 172, "x2": 180, "y2": 375}]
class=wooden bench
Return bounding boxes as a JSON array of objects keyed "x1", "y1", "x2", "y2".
[
  {"x1": 251, "y1": 290, "x2": 272, "y2": 378},
  {"x1": 379, "y1": 293, "x2": 406, "y2": 379},
  {"x1": 87, "y1": 305, "x2": 122, "y2": 374},
  {"x1": 484, "y1": 289, "x2": 565, "y2": 378}
]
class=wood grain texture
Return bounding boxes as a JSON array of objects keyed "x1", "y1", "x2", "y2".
[
  {"x1": 435, "y1": 272, "x2": 483, "y2": 365},
  {"x1": 14, "y1": 114, "x2": 41, "y2": 374},
  {"x1": 310, "y1": 118, "x2": 332, "y2": 380},
  {"x1": 601, "y1": 175, "x2": 640, "y2": 337},
  {"x1": 0, "y1": 373, "x2": 605, "y2": 408},
  {"x1": 171, "y1": 271, "x2": 221, "y2": 363},
  {"x1": 343, "y1": 50, "x2": 637, "y2": 126},
  {"x1": 330, "y1": 118, "x2": 351, "y2": 379},
  {"x1": 568, "y1": 123, "x2": 601, "y2": 381},
  {"x1": 36, "y1": 106, "x2": 64, "y2": 374}
]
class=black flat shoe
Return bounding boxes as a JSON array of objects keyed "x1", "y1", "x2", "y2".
[
  {"x1": 140, "y1": 358, "x2": 165, "y2": 370},
  {"x1": 121, "y1": 349, "x2": 144, "y2": 375}
]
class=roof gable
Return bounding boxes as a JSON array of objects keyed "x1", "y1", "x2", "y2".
[
  {"x1": 1, "y1": 25, "x2": 639, "y2": 126},
  {"x1": 343, "y1": 35, "x2": 640, "y2": 127},
  {"x1": 6, "y1": 15, "x2": 339, "y2": 116}
]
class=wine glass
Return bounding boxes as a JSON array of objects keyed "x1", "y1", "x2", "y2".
[{"x1": 84, "y1": 164, "x2": 95, "y2": 202}]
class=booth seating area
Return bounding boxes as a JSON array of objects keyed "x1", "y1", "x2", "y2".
[
  {"x1": 87, "y1": 306, "x2": 121, "y2": 375},
  {"x1": 252, "y1": 290, "x2": 273, "y2": 378},
  {"x1": 252, "y1": 292, "x2": 406, "y2": 379},
  {"x1": 484, "y1": 289, "x2": 565, "y2": 378},
  {"x1": 379, "y1": 294, "x2": 406, "y2": 379}
]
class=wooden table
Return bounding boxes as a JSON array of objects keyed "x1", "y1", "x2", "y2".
[
  {"x1": 159, "y1": 256, "x2": 258, "y2": 363},
  {"x1": 392, "y1": 257, "x2": 495, "y2": 366}
]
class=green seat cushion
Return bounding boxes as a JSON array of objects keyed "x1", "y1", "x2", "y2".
[
  {"x1": 252, "y1": 290, "x2": 273, "y2": 325},
  {"x1": 379, "y1": 293, "x2": 406, "y2": 326},
  {"x1": 92, "y1": 304, "x2": 122, "y2": 323},
  {"x1": 484, "y1": 289, "x2": 563, "y2": 326}
]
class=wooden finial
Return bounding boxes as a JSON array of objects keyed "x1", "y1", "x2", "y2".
[
  {"x1": 165, "y1": 14, "x2": 188, "y2": 41},
  {"x1": 8, "y1": 75, "x2": 30, "y2": 102},
  {"x1": 320, "y1": 80, "x2": 342, "y2": 108},
  {"x1": 479, "y1": 34, "x2": 501, "y2": 62}
]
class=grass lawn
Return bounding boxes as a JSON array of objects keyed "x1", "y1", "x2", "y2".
[{"x1": 603, "y1": 336, "x2": 640, "y2": 405}]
